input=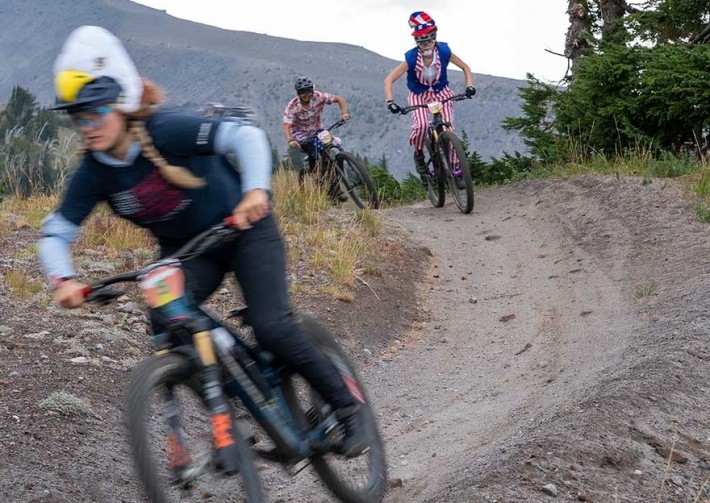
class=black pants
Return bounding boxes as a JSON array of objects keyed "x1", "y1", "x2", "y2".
[{"x1": 152, "y1": 214, "x2": 355, "y2": 409}]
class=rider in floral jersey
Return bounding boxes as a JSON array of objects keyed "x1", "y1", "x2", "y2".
[{"x1": 283, "y1": 76, "x2": 350, "y2": 201}]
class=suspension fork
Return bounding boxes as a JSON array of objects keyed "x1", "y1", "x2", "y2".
[
  {"x1": 427, "y1": 126, "x2": 442, "y2": 177},
  {"x1": 162, "y1": 387, "x2": 191, "y2": 473},
  {"x1": 192, "y1": 326, "x2": 242, "y2": 474}
]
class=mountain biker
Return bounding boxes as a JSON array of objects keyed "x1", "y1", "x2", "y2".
[
  {"x1": 383, "y1": 11, "x2": 476, "y2": 186},
  {"x1": 38, "y1": 25, "x2": 369, "y2": 458},
  {"x1": 283, "y1": 76, "x2": 350, "y2": 202}
]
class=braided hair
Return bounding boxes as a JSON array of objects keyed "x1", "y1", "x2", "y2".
[{"x1": 126, "y1": 79, "x2": 205, "y2": 189}]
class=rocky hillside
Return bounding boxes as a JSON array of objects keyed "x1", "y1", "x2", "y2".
[{"x1": 0, "y1": 0, "x2": 527, "y2": 178}]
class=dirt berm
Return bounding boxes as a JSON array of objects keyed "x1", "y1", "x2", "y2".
[{"x1": 0, "y1": 174, "x2": 708, "y2": 502}]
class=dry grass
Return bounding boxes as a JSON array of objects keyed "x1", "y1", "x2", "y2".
[
  {"x1": 2, "y1": 168, "x2": 384, "y2": 301},
  {"x1": 3, "y1": 268, "x2": 44, "y2": 300},
  {"x1": 0, "y1": 218, "x2": 9, "y2": 240},
  {"x1": 272, "y1": 169, "x2": 383, "y2": 290},
  {"x1": 77, "y1": 203, "x2": 154, "y2": 256},
  {"x1": 1, "y1": 195, "x2": 57, "y2": 229}
]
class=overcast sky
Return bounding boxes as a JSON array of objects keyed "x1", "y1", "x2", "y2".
[{"x1": 131, "y1": 0, "x2": 571, "y2": 82}]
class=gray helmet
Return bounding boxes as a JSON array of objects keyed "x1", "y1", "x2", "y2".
[
  {"x1": 294, "y1": 76, "x2": 314, "y2": 93},
  {"x1": 52, "y1": 76, "x2": 122, "y2": 113}
]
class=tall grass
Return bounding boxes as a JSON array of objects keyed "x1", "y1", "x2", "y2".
[
  {"x1": 546, "y1": 149, "x2": 704, "y2": 180},
  {"x1": 272, "y1": 169, "x2": 382, "y2": 291},
  {"x1": 0, "y1": 126, "x2": 79, "y2": 198},
  {"x1": 2, "y1": 194, "x2": 58, "y2": 228},
  {"x1": 2, "y1": 168, "x2": 383, "y2": 301}
]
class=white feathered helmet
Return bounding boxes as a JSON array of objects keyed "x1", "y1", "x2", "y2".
[{"x1": 52, "y1": 25, "x2": 143, "y2": 113}]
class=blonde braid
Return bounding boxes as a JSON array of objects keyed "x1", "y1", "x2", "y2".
[{"x1": 129, "y1": 121, "x2": 205, "y2": 189}]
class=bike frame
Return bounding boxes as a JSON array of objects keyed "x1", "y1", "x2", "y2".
[
  {"x1": 404, "y1": 95, "x2": 469, "y2": 179},
  {"x1": 301, "y1": 120, "x2": 346, "y2": 179},
  {"x1": 84, "y1": 222, "x2": 339, "y2": 469}
]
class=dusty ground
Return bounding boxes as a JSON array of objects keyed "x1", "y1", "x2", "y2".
[{"x1": 1, "y1": 174, "x2": 710, "y2": 502}]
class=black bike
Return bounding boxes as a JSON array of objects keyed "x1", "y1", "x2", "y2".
[
  {"x1": 400, "y1": 94, "x2": 474, "y2": 214},
  {"x1": 82, "y1": 218, "x2": 387, "y2": 503},
  {"x1": 297, "y1": 120, "x2": 380, "y2": 210}
]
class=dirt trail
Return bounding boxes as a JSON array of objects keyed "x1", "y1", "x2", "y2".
[
  {"x1": 1, "y1": 175, "x2": 709, "y2": 503},
  {"x1": 375, "y1": 175, "x2": 710, "y2": 502}
]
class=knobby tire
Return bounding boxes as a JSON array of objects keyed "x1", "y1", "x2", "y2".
[
  {"x1": 440, "y1": 131, "x2": 474, "y2": 214},
  {"x1": 281, "y1": 314, "x2": 387, "y2": 503},
  {"x1": 334, "y1": 151, "x2": 380, "y2": 210},
  {"x1": 125, "y1": 353, "x2": 264, "y2": 503}
]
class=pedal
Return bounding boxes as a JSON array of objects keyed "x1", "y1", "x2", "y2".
[{"x1": 285, "y1": 458, "x2": 311, "y2": 476}]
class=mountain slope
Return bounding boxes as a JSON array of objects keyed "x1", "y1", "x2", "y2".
[{"x1": 0, "y1": 0, "x2": 527, "y2": 178}]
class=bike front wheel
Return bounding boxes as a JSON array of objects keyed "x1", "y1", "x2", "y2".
[
  {"x1": 125, "y1": 353, "x2": 264, "y2": 503},
  {"x1": 281, "y1": 314, "x2": 387, "y2": 503},
  {"x1": 440, "y1": 131, "x2": 474, "y2": 214},
  {"x1": 335, "y1": 152, "x2": 380, "y2": 210}
]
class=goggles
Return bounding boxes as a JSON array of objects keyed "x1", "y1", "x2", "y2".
[
  {"x1": 417, "y1": 39, "x2": 436, "y2": 49},
  {"x1": 69, "y1": 105, "x2": 113, "y2": 130}
]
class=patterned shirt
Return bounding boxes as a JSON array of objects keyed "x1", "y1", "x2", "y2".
[{"x1": 282, "y1": 91, "x2": 336, "y2": 141}]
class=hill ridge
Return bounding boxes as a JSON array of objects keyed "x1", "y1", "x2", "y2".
[{"x1": 0, "y1": 0, "x2": 527, "y2": 178}]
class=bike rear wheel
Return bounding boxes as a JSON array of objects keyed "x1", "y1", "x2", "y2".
[
  {"x1": 440, "y1": 131, "x2": 474, "y2": 214},
  {"x1": 335, "y1": 152, "x2": 380, "y2": 210},
  {"x1": 425, "y1": 141, "x2": 446, "y2": 208},
  {"x1": 281, "y1": 314, "x2": 387, "y2": 503},
  {"x1": 126, "y1": 353, "x2": 263, "y2": 503}
]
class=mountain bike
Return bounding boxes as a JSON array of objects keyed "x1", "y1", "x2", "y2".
[
  {"x1": 400, "y1": 94, "x2": 474, "y2": 214},
  {"x1": 297, "y1": 120, "x2": 380, "y2": 210},
  {"x1": 81, "y1": 218, "x2": 387, "y2": 503}
]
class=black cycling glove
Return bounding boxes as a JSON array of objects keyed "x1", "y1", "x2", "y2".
[
  {"x1": 465, "y1": 86, "x2": 477, "y2": 98},
  {"x1": 387, "y1": 101, "x2": 403, "y2": 114}
]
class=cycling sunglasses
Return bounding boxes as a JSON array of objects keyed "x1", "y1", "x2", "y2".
[{"x1": 69, "y1": 106, "x2": 113, "y2": 130}]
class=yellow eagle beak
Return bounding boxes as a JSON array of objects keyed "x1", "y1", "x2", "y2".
[{"x1": 54, "y1": 70, "x2": 95, "y2": 102}]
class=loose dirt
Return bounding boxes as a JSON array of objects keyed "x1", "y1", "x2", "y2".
[{"x1": 1, "y1": 174, "x2": 709, "y2": 502}]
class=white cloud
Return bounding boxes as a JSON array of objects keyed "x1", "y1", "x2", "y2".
[{"x1": 131, "y1": 0, "x2": 570, "y2": 81}]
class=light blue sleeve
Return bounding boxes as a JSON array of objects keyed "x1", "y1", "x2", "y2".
[
  {"x1": 37, "y1": 211, "x2": 81, "y2": 280},
  {"x1": 214, "y1": 122, "x2": 272, "y2": 192}
]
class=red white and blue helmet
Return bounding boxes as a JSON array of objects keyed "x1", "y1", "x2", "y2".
[{"x1": 409, "y1": 11, "x2": 437, "y2": 39}]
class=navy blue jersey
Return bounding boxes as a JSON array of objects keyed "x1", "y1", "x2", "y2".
[{"x1": 59, "y1": 110, "x2": 242, "y2": 244}]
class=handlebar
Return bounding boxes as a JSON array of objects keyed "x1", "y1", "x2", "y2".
[
  {"x1": 399, "y1": 94, "x2": 471, "y2": 115},
  {"x1": 82, "y1": 216, "x2": 239, "y2": 302},
  {"x1": 300, "y1": 119, "x2": 348, "y2": 144},
  {"x1": 325, "y1": 119, "x2": 347, "y2": 131}
]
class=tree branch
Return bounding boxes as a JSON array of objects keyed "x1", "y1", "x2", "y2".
[
  {"x1": 691, "y1": 23, "x2": 710, "y2": 44},
  {"x1": 545, "y1": 48, "x2": 567, "y2": 58}
]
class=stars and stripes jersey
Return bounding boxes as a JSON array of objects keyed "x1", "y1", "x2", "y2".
[
  {"x1": 282, "y1": 91, "x2": 336, "y2": 141},
  {"x1": 405, "y1": 42, "x2": 452, "y2": 94}
]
